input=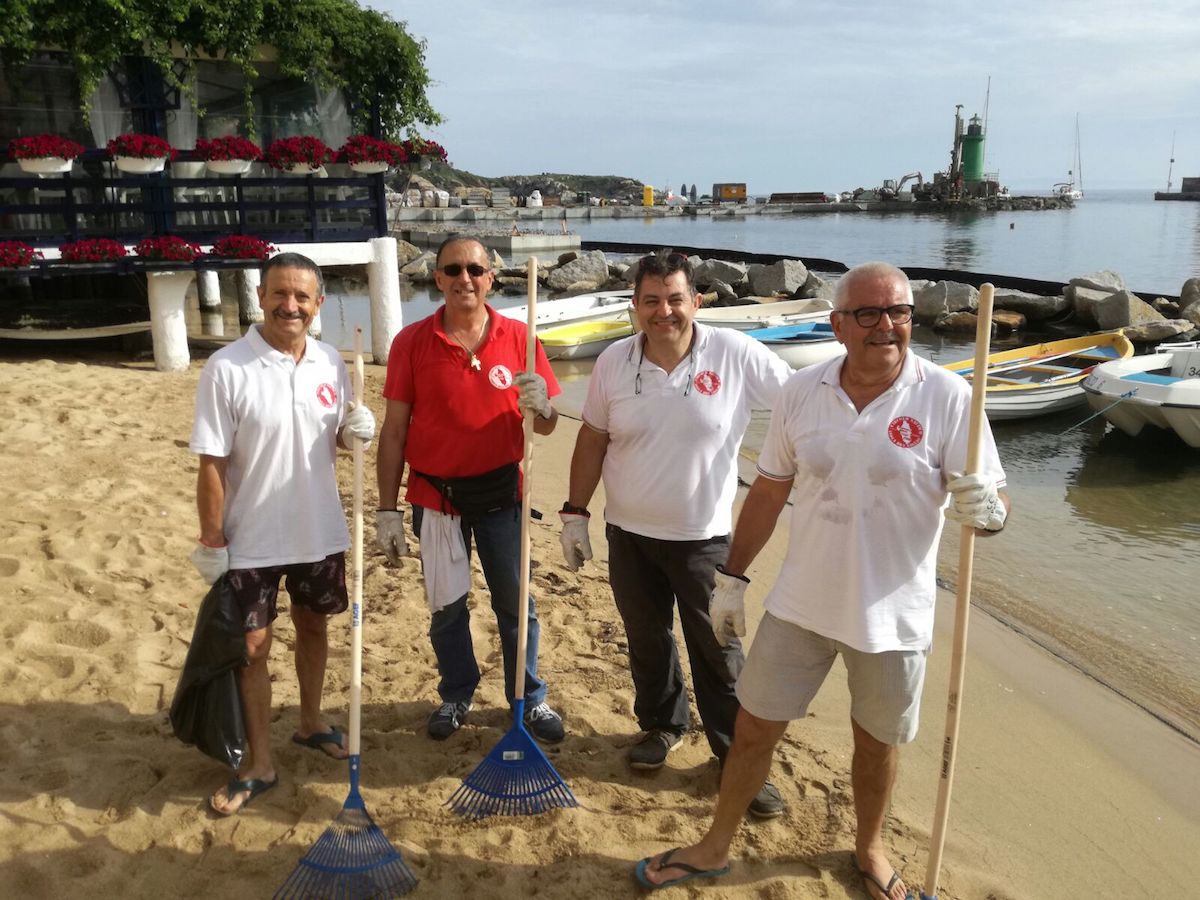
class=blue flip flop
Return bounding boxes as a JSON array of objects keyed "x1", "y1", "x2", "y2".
[
  {"x1": 211, "y1": 774, "x2": 277, "y2": 817},
  {"x1": 291, "y1": 727, "x2": 346, "y2": 758},
  {"x1": 634, "y1": 848, "x2": 731, "y2": 891}
]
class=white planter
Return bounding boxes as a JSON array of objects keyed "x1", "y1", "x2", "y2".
[
  {"x1": 114, "y1": 156, "x2": 166, "y2": 174},
  {"x1": 283, "y1": 163, "x2": 325, "y2": 176},
  {"x1": 350, "y1": 160, "x2": 390, "y2": 175},
  {"x1": 205, "y1": 159, "x2": 253, "y2": 176},
  {"x1": 17, "y1": 157, "x2": 74, "y2": 174}
]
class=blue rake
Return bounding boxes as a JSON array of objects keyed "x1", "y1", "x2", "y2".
[
  {"x1": 446, "y1": 698, "x2": 577, "y2": 819},
  {"x1": 274, "y1": 331, "x2": 418, "y2": 897},
  {"x1": 446, "y1": 258, "x2": 577, "y2": 821}
]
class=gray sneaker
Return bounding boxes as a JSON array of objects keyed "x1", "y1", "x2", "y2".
[
  {"x1": 628, "y1": 729, "x2": 684, "y2": 770},
  {"x1": 427, "y1": 700, "x2": 472, "y2": 740},
  {"x1": 748, "y1": 780, "x2": 785, "y2": 820},
  {"x1": 523, "y1": 702, "x2": 565, "y2": 743}
]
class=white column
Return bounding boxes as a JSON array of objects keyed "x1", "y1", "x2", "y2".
[
  {"x1": 147, "y1": 271, "x2": 196, "y2": 372},
  {"x1": 237, "y1": 268, "x2": 263, "y2": 324},
  {"x1": 368, "y1": 236, "x2": 403, "y2": 363},
  {"x1": 197, "y1": 269, "x2": 224, "y2": 337},
  {"x1": 308, "y1": 307, "x2": 322, "y2": 339}
]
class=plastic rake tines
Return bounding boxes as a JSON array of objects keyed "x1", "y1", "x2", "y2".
[
  {"x1": 447, "y1": 722, "x2": 577, "y2": 819},
  {"x1": 274, "y1": 770, "x2": 418, "y2": 899}
]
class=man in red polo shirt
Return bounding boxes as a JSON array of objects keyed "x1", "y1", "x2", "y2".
[{"x1": 375, "y1": 236, "x2": 565, "y2": 742}]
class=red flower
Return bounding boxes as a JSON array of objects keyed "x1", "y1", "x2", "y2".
[
  {"x1": 0, "y1": 241, "x2": 43, "y2": 268},
  {"x1": 400, "y1": 137, "x2": 448, "y2": 163},
  {"x1": 134, "y1": 236, "x2": 201, "y2": 262},
  {"x1": 106, "y1": 134, "x2": 177, "y2": 160},
  {"x1": 8, "y1": 134, "x2": 86, "y2": 160},
  {"x1": 211, "y1": 235, "x2": 277, "y2": 260},
  {"x1": 59, "y1": 239, "x2": 128, "y2": 263},
  {"x1": 194, "y1": 136, "x2": 262, "y2": 162},
  {"x1": 335, "y1": 135, "x2": 408, "y2": 166},
  {"x1": 265, "y1": 137, "x2": 332, "y2": 170}
]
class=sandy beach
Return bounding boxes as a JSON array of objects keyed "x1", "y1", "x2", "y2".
[{"x1": 1, "y1": 344, "x2": 1197, "y2": 899}]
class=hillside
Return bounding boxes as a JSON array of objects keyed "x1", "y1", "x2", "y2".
[{"x1": 397, "y1": 163, "x2": 645, "y2": 202}]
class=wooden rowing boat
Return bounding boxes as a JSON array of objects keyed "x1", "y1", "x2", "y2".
[{"x1": 942, "y1": 331, "x2": 1133, "y2": 421}]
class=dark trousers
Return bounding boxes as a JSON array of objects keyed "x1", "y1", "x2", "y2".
[
  {"x1": 413, "y1": 505, "x2": 546, "y2": 707},
  {"x1": 605, "y1": 523, "x2": 744, "y2": 761}
]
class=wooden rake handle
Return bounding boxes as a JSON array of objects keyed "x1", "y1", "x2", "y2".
[
  {"x1": 349, "y1": 327, "x2": 365, "y2": 759},
  {"x1": 513, "y1": 257, "x2": 537, "y2": 704}
]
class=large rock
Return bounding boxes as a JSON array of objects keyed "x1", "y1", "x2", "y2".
[
  {"x1": 708, "y1": 279, "x2": 739, "y2": 302},
  {"x1": 1093, "y1": 289, "x2": 1165, "y2": 330},
  {"x1": 1070, "y1": 270, "x2": 1126, "y2": 293},
  {"x1": 932, "y1": 311, "x2": 981, "y2": 334},
  {"x1": 1121, "y1": 319, "x2": 1195, "y2": 342},
  {"x1": 1181, "y1": 300, "x2": 1200, "y2": 328},
  {"x1": 396, "y1": 239, "x2": 423, "y2": 265},
  {"x1": 546, "y1": 249, "x2": 609, "y2": 291},
  {"x1": 1066, "y1": 285, "x2": 1113, "y2": 325},
  {"x1": 796, "y1": 271, "x2": 835, "y2": 300},
  {"x1": 993, "y1": 288, "x2": 1070, "y2": 321},
  {"x1": 912, "y1": 281, "x2": 979, "y2": 324},
  {"x1": 400, "y1": 250, "x2": 436, "y2": 281},
  {"x1": 992, "y1": 309, "x2": 1027, "y2": 335},
  {"x1": 692, "y1": 258, "x2": 749, "y2": 288},
  {"x1": 748, "y1": 259, "x2": 808, "y2": 296},
  {"x1": 1181, "y1": 277, "x2": 1200, "y2": 308}
]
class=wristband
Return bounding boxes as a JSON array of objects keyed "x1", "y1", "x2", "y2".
[
  {"x1": 561, "y1": 501, "x2": 590, "y2": 517},
  {"x1": 716, "y1": 563, "x2": 749, "y2": 584}
]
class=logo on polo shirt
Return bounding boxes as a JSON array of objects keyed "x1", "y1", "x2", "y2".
[
  {"x1": 693, "y1": 370, "x2": 721, "y2": 396},
  {"x1": 316, "y1": 383, "x2": 337, "y2": 408},
  {"x1": 888, "y1": 416, "x2": 923, "y2": 448},
  {"x1": 489, "y1": 365, "x2": 513, "y2": 389}
]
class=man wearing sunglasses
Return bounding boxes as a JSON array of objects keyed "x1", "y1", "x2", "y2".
[
  {"x1": 375, "y1": 236, "x2": 566, "y2": 744},
  {"x1": 561, "y1": 249, "x2": 793, "y2": 819},
  {"x1": 635, "y1": 261, "x2": 1009, "y2": 896}
]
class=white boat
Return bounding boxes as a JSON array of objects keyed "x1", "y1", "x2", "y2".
[
  {"x1": 538, "y1": 318, "x2": 634, "y2": 360},
  {"x1": 500, "y1": 289, "x2": 633, "y2": 330},
  {"x1": 744, "y1": 322, "x2": 845, "y2": 369},
  {"x1": 1052, "y1": 114, "x2": 1084, "y2": 201},
  {"x1": 694, "y1": 298, "x2": 833, "y2": 331},
  {"x1": 942, "y1": 332, "x2": 1133, "y2": 421},
  {"x1": 1081, "y1": 341, "x2": 1200, "y2": 447}
]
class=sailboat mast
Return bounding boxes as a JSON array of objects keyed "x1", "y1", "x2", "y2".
[
  {"x1": 1075, "y1": 114, "x2": 1083, "y2": 193},
  {"x1": 1167, "y1": 131, "x2": 1176, "y2": 193}
]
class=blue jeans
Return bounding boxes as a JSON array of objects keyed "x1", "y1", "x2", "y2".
[{"x1": 412, "y1": 505, "x2": 546, "y2": 707}]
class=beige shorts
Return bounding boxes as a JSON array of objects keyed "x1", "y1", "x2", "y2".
[{"x1": 736, "y1": 612, "x2": 928, "y2": 745}]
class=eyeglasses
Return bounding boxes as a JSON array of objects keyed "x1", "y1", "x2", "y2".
[
  {"x1": 834, "y1": 304, "x2": 915, "y2": 327},
  {"x1": 440, "y1": 263, "x2": 491, "y2": 278}
]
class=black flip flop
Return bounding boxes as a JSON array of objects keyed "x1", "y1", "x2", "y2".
[
  {"x1": 634, "y1": 848, "x2": 731, "y2": 890},
  {"x1": 211, "y1": 775, "x2": 277, "y2": 817},
  {"x1": 853, "y1": 854, "x2": 908, "y2": 900},
  {"x1": 291, "y1": 727, "x2": 346, "y2": 758}
]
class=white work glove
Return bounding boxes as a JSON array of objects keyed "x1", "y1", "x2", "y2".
[
  {"x1": 376, "y1": 509, "x2": 409, "y2": 565},
  {"x1": 558, "y1": 510, "x2": 593, "y2": 571},
  {"x1": 945, "y1": 472, "x2": 1007, "y2": 532},
  {"x1": 710, "y1": 565, "x2": 749, "y2": 647},
  {"x1": 514, "y1": 372, "x2": 553, "y2": 419},
  {"x1": 190, "y1": 543, "x2": 229, "y2": 585},
  {"x1": 341, "y1": 403, "x2": 376, "y2": 447}
]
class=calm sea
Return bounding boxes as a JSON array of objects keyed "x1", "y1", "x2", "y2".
[{"x1": 312, "y1": 192, "x2": 1200, "y2": 741}]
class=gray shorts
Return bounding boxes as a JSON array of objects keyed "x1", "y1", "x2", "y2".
[{"x1": 736, "y1": 612, "x2": 928, "y2": 745}]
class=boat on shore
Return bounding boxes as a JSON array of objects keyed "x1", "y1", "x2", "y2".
[
  {"x1": 744, "y1": 322, "x2": 845, "y2": 368},
  {"x1": 1081, "y1": 341, "x2": 1200, "y2": 446},
  {"x1": 695, "y1": 297, "x2": 833, "y2": 331},
  {"x1": 500, "y1": 289, "x2": 632, "y2": 330},
  {"x1": 942, "y1": 332, "x2": 1132, "y2": 420},
  {"x1": 538, "y1": 318, "x2": 633, "y2": 359}
]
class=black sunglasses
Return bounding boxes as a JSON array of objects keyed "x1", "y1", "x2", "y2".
[
  {"x1": 834, "y1": 304, "x2": 915, "y2": 327},
  {"x1": 440, "y1": 263, "x2": 491, "y2": 278}
]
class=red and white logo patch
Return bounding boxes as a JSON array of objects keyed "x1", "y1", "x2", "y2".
[
  {"x1": 887, "y1": 416, "x2": 924, "y2": 448},
  {"x1": 316, "y1": 383, "x2": 337, "y2": 408},
  {"x1": 488, "y1": 364, "x2": 513, "y2": 390},
  {"x1": 693, "y1": 370, "x2": 721, "y2": 396}
]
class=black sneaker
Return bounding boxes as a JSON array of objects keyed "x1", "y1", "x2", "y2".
[
  {"x1": 628, "y1": 729, "x2": 684, "y2": 770},
  {"x1": 523, "y1": 702, "x2": 565, "y2": 743},
  {"x1": 748, "y1": 780, "x2": 785, "y2": 820},
  {"x1": 427, "y1": 700, "x2": 472, "y2": 740}
]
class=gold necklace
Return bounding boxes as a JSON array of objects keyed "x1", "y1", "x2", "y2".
[{"x1": 450, "y1": 313, "x2": 487, "y2": 371}]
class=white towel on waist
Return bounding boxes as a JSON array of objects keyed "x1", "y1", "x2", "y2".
[{"x1": 419, "y1": 507, "x2": 470, "y2": 613}]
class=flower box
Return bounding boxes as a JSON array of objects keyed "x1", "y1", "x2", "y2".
[
  {"x1": 60, "y1": 238, "x2": 127, "y2": 263},
  {"x1": 211, "y1": 235, "x2": 277, "y2": 260},
  {"x1": 205, "y1": 159, "x2": 254, "y2": 176},
  {"x1": 114, "y1": 156, "x2": 167, "y2": 174},
  {"x1": 195, "y1": 137, "x2": 261, "y2": 176},
  {"x1": 336, "y1": 135, "x2": 408, "y2": 173},
  {"x1": 134, "y1": 236, "x2": 202, "y2": 263},
  {"x1": 0, "y1": 241, "x2": 43, "y2": 269},
  {"x1": 9, "y1": 134, "x2": 86, "y2": 174},
  {"x1": 349, "y1": 160, "x2": 390, "y2": 175},
  {"x1": 17, "y1": 156, "x2": 74, "y2": 174},
  {"x1": 265, "y1": 136, "x2": 332, "y2": 172},
  {"x1": 107, "y1": 133, "x2": 177, "y2": 160},
  {"x1": 400, "y1": 137, "x2": 448, "y2": 168}
]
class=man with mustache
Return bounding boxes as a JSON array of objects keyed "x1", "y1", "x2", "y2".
[
  {"x1": 189, "y1": 252, "x2": 376, "y2": 816},
  {"x1": 634, "y1": 261, "x2": 1010, "y2": 898},
  {"x1": 561, "y1": 250, "x2": 792, "y2": 818}
]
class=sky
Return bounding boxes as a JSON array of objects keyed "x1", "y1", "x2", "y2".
[{"x1": 373, "y1": 0, "x2": 1200, "y2": 194}]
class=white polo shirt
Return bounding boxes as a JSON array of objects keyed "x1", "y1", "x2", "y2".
[
  {"x1": 583, "y1": 323, "x2": 792, "y2": 540},
  {"x1": 757, "y1": 350, "x2": 1006, "y2": 653},
  {"x1": 190, "y1": 325, "x2": 351, "y2": 569}
]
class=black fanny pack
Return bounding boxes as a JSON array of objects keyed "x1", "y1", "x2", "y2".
[{"x1": 414, "y1": 463, "x2": 520, "y2": 519}]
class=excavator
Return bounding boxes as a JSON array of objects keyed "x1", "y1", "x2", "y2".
[{"x1": 878, "y1": 172, "x2": 923, "y2": 200}]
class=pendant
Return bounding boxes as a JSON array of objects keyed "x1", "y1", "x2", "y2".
[{"x1": 470, "y1": 354, "x2": 481, "y2": 371}]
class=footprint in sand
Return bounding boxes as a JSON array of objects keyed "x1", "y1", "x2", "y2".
[
  {"x1": 0, "y1": 557, "x2": 19, "y2": 577},
  {"x1": 52, "y1": 620, "x2": 111, "y2": 649}
]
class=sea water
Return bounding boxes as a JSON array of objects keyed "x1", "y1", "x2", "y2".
[{"x1": 313, "y1": 194, "x2": 1200, "y2": 740}]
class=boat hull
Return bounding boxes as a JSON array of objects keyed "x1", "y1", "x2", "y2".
[
  {"x1": 539, "y1": 318, "x2": 633, "y2": 360},
  {"x1": 1081, "y1": 343, "x2": 1200, "y2": 447},
  {"x1": 694, "y1": 298, "x2": 833, "y2": 331},
  {"x1": 745, "y1": 323, "x2": 845, "y2": 369},
  {"x1": 500, "y1": 289, "x2": 632, "y2": 331}
]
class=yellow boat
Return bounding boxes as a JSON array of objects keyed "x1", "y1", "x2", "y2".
[
  {"x1": 942, "y1": 331, "x2": 1133, "y2": 420},
  {"x1": 538, "y1": 317, "x2": 633, "y2": 360}
]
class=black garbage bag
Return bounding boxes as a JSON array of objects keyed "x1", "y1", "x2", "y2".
[{"x1": 169, "y1": 574, "x2": 247, "y2": 769}]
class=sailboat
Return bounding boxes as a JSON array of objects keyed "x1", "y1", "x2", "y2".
[{"x1": 1053, "y1": 114, "x2": 1084, "y2": 200}]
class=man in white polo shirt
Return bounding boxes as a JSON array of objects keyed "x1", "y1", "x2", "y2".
[
  {"x1": 634, "y1": 261, "x2": 1009, "y2": 896},
  {"x1": 561, "y1": 250, "x2": 793, "y2": 819},
  {"x1": 189, "y1": 252, "x2": 375, "y2": 817}
]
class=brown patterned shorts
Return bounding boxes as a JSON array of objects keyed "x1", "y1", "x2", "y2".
[{"x1": 226, "y1": 552, "x2": 348, "y2": 632}]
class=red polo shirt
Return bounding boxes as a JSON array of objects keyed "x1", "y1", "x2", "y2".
[{"x1": 383, "y1": 304, "x2": 560, "y2": 512}]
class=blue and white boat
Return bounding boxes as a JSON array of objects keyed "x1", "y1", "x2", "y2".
[
  {"x1": 744, "y1": 322, "x2": 845, "y2": 368},
  {"x1": 1082, "y1": 341, "x2": 1200, "y2": 446}
]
